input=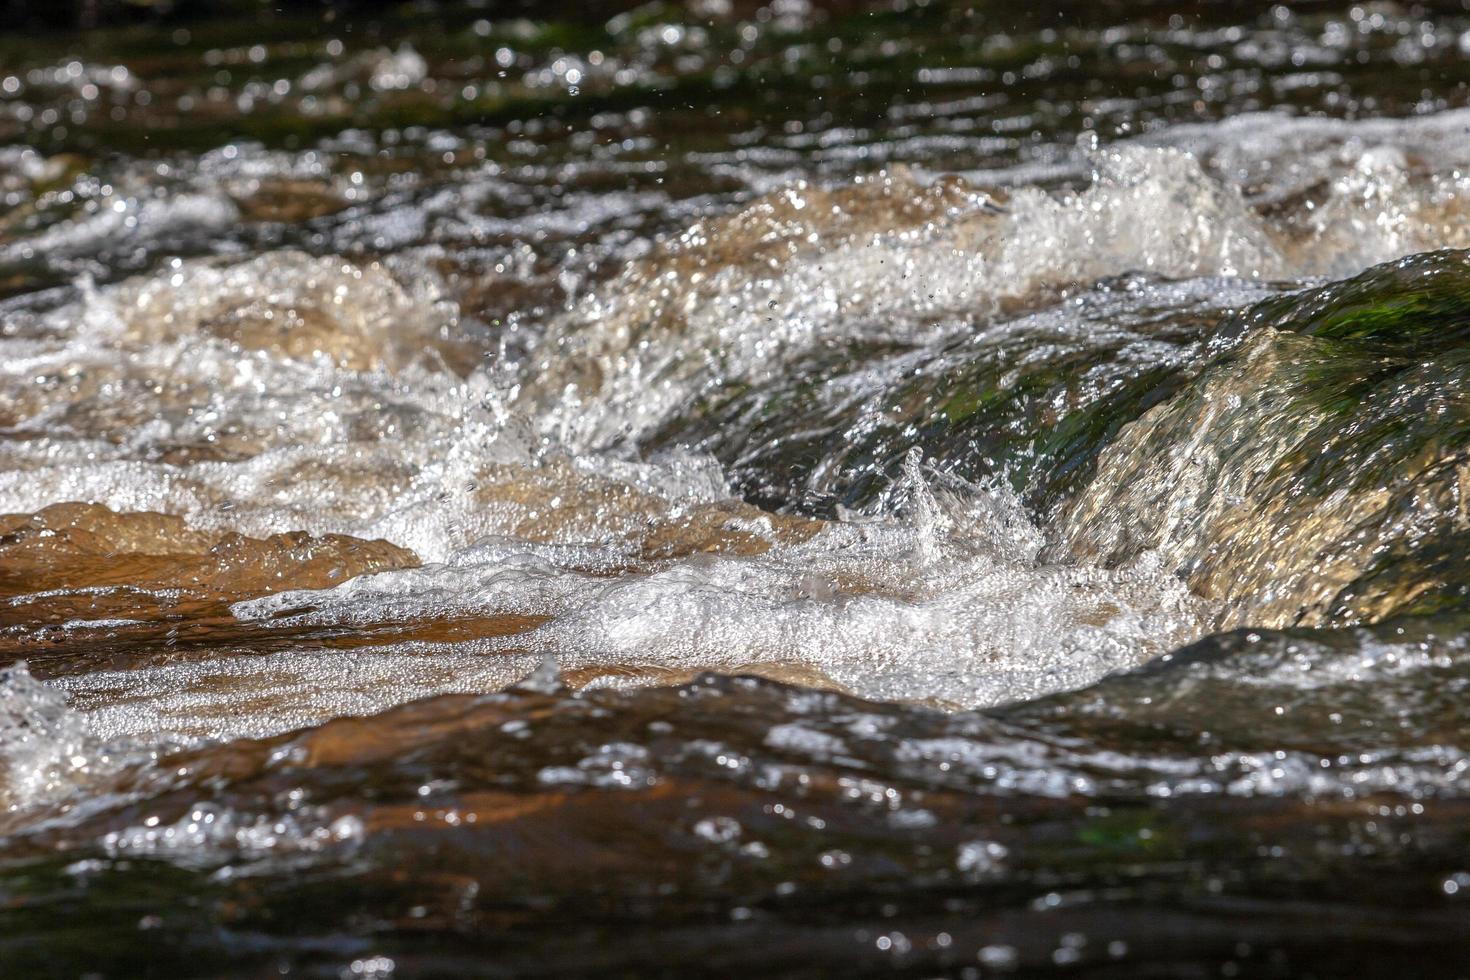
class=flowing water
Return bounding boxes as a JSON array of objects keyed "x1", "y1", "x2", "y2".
[{"x1": 4, "y1": 0, "x2": 1470, "y2": 974}]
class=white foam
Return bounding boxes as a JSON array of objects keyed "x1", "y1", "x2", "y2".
[
  {"x1": 232, "y1": 461, "x2": 1206, "y2": 711},
  {"x1": 0, "y1": 193, "x2": 238, "y2": 266},
  {"x1": 3, "y1": 111, "x2": 1470, "y2": 789},
  {"x1": 523, "y1": 143, "x2": 1293, "y2": 451},
  {"x1": 0, "y1": 663, "x2": 97, "y2": 817},
  {"x1": 522, "y1": 121, "x2": 1470, "y2": 452},
  {"x1": 57, "y1": 646, "x2": 540, "y2": 744}
]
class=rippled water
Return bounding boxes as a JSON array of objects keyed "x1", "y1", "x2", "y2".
[{"x1": 5, "y1": 1, "x2": 1470, "y2": 975}]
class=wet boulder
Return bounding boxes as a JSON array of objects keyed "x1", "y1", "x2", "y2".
[{"x1": 1056, "y1": 249, "x2": 1470, "y2": 629}]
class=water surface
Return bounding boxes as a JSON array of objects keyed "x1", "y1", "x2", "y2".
[{"x1": 4, "y1": 1, "x2": 1470, "y2": 975}]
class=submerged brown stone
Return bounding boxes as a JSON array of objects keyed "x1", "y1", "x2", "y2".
[
  {"x1": 0, "y1": 503, "x2": 421, "y2": 640},
  {"x1": 0, "y1": 502, "x2": 420, "y2": 601}
]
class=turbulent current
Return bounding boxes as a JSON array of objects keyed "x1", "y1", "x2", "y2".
[{"x1": 4, "y1": 1, "x2": 1470, "y2": 975}]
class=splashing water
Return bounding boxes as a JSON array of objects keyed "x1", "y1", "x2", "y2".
[{"x1": 5, "y1": 1, "x2": 1470, "y2": 974}]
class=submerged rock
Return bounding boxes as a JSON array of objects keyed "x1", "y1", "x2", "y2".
[
  {"x1": 0, "y1": 502, "x2": 420, "y2": 618},
  {"x1": 1056, "y1": 249, "x2": 1470, "y2": 629},
  {"x1": 644, "y1": 274, "x2": 1267, "y2": 518}
]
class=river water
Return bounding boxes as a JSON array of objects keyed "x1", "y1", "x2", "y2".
[{"x1": 4, "y1": 1, "x2": 1470, "y2": 974}]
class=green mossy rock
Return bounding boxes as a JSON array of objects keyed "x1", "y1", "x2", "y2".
[
  {"x1": 659, "y1": 278, "x2": 1248, "y2": 516},
  {"x1": 1057, "y1": 249, "x2": 1470, "y2": 630}
]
